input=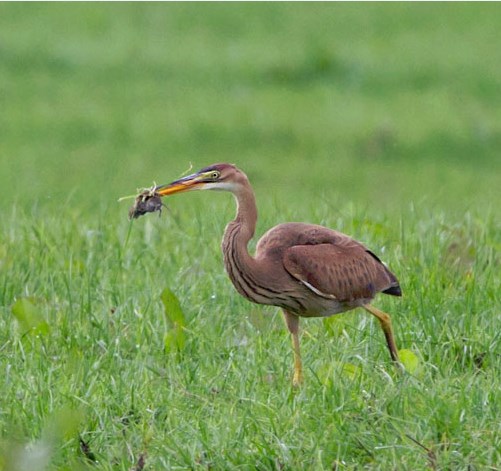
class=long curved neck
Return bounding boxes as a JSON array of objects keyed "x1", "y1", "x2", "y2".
[
  {"x1": 231, "y1": 183, "x2": 257, "y2": 244},
  {"x1": 222, "y1": 183, "x2": 269, "y2": 304}
]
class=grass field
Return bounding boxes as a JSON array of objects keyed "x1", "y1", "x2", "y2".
[{"x1": 1, "y1": 3, "x2": 500, "y2": 470}]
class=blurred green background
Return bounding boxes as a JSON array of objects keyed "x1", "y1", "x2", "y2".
[{"x1": 1, "y1": 2, "x2": 500, "y2": 216}]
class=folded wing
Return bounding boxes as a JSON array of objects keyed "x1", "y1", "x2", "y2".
[{"x1": 283, "y1": 242, "x2": 401, "y2": 302}]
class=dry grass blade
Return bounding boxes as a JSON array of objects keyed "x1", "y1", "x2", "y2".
[
  {"x1": 79, "y1": 436, "x2": 98, "y2": 464},
  {"x1": 132, "y1": 452, "x2": 147, "y2": 471},
  {"x1": 405, "y1": 434, "x2": 438, "y2": 470}
]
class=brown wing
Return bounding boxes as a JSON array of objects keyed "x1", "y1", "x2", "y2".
[{"x1": 283, "y1": 242, "x2": 400, "y2": 302}]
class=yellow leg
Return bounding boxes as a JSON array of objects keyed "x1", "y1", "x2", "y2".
[
  {"x1": 282, "y1": 310, "x2": 303, "y2": 387},
  {"x1": 363, "y1": 304, "x2": 400, "y2": 364}
]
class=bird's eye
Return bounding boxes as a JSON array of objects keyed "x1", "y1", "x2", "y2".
[{"x1": 210, "y1": 171, "x2": 220, "y2": 180}]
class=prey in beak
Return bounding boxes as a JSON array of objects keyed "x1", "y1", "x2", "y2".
[
  {"x1": 128, "y1": 186, "x2": 164, "y2": 220},
  {"x1": 128, "y1": 168, "x2": 219, "y2": 220}
]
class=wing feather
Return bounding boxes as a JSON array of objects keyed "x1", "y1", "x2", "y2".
[{"x1": 283, "y1": 243, "x2": 398, "y2": 302}]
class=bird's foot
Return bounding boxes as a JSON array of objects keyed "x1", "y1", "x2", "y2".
[{"x1": 292, "y1": 370, "x2": 304, "y2": 388}]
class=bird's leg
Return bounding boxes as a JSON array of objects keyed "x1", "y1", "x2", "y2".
[
  {"x1": 363, "y1": 304, "x2": 400, "y2": 364},
  {"x1": 282, "y1": 310, "x2": 303, "y2": 387}
]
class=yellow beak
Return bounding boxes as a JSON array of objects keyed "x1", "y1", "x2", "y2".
[{"x1": 155, "y1": 173, "x2": 203, "y2": 196}]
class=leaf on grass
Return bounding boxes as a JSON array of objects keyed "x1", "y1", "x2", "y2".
[
  {"x1": 341, "y1": 362, "x2": 363, "y2": 380},
  {"x1": 11, "y1": 298, "x2": 50, "y2": 336},
  {"x1": 164, "y1": 328, "x2": 186, "y2": 353},
  {"x1": 317, "y1": 362, "x2": 363, "y2": 386},
  {"x1": 160, "y1": 287, "x2": 186, "y2": 328},
  {"x1": 399, "y1": 349, "x2": 420, "y2": 374},
  {"x1": 44, "y1": 406, "x2": 83, "y2": 443},
  {"x1": 160, "y1": 287, "x2": 186, "y2": 353},
  {"x1": 323, "y1": 314, "x2": 349, "y2": 337}
]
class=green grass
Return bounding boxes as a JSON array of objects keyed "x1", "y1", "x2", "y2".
[{"x1": 1, "y1": 3, "x2": 500, "y2": 470}]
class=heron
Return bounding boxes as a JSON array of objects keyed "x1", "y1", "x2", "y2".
[{"x1": 154, "y1": 163, "x2": 401, "y2": 386}]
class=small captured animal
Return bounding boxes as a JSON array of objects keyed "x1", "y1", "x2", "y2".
[{"x1": 128, "y1": 188, "x2": 164, "y2": 220}]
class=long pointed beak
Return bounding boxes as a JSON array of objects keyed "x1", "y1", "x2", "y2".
[{"x1": 155, "y1": 173, "x2": 204, "y2": 196}]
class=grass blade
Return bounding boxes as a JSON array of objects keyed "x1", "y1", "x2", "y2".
[{"x1": 160, "y1": 287, "x2": 187, "y2": 352}]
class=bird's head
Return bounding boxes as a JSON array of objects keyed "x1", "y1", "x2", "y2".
[{"x1": 155, "y1": 163, "x2": 247, "y2": 196}]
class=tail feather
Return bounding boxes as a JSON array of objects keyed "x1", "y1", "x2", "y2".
[
  {"x1": 365, "y1": 249, "x2": 402, "y2": 297},
  {"x1": 383, "y1": 284, "x2": 402, "y2": 297}
]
